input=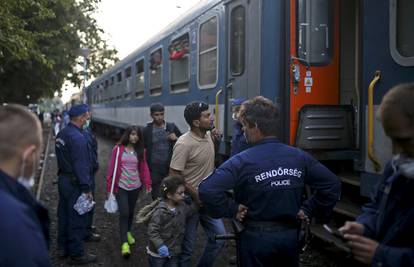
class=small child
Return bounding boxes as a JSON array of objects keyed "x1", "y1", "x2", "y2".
[{"x1": 136, "y1": 176, "x2": 197, "y2": 267}]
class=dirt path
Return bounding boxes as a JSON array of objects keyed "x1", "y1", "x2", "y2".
[{"x1": 39, "y1": 132, "x2": 350, "y2": 267}]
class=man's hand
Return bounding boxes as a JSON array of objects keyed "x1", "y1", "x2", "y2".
[
  {"x1": 236, "y1": 204, "x2": 248, "y2": 221},
  {"x1": 210, "y1": 128, "x2": 222, "y2": 141},
  {"x1": 84, "y1": 191, "x2": 93, "y2": 201},
  {"x1": 339, "y1": 221, "x2": 364, "y2": 235},
  {"x1": 344, "y1": 234, "x2": 379, "y2": 264},
  {"x1": 297, "y1": 209, "x2": 310, "y2": 224},
  {"x1": 167, "y1": 133, "x2": 177, "y2": 141}
]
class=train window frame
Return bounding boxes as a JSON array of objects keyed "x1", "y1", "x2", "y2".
[
  {"x1": 169, "y1": 33, "x2": 190, "y2": 94},
  {"x1": 149, "y1": 46, "x2": 163, "y2": 96},
  {"x1": 390, "y1": 0, "x2": 414, "y2": 66},
  {"x1": 296, "y1": 0, "x2": 334, "y2": 66},
  {"x1": 135, "y1": 57, "x2": 145, "y2": 99},
  {"x1": 230, "y1": 5, "x2": 246, "y2": 76},
  {"x1": 124, "y1": 65, "x2": 132, "y2": 96},
  {"x1": 197, "y1": 15, "x2": 219, "y2": 90}
]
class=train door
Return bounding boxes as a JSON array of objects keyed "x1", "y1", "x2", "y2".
[
  {"x1": 225, "y1": 0, "x2": 261, "y2": 140},
  {"x1": 289, "y1": 0, "x2": 340, "y2": 145}
]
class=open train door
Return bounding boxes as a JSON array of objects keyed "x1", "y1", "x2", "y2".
[
  {"x1": 224, "y1": 0, "x2": 261, "y2": 145},
  {"x1": 289, "y1": 0, "x2": 340, "y2": 145}
]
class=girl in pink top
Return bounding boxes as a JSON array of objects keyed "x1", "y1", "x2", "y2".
[{"x1": 106, "y1": 126, "x2": 151, "y2": 258}]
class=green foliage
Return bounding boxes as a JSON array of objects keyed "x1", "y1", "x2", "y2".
[{"x1": 0, "y1": 0, "x2": 118, "y2": 104}]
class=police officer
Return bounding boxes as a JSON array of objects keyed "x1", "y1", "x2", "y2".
[
  {"x1": 82, "y1": 105, "x2": 101, "y2": 241},
  {"x1": 0, "y1": 104, "x2": 51, "y2": 266},
  {"x1": 339, "y1": 83, "x2": 414, "y2": 267},
  {"x1": 56, "y1": 104, "x2": 97, "y2": 265},
  {"x1": 199, "y1": 96, "x2": 341, "y2": 267},
  {"x1": 230, "y1": 97, "x2": 249, "y2": 156}
]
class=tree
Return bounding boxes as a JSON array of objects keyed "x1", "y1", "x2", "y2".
[{"x1": 0, "y1": 0, "x2": 118, "y2": 104}]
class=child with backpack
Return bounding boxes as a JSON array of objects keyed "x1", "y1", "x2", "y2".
[{"x1": 136, "y1": 176, "x2": 197, "y2": 267}]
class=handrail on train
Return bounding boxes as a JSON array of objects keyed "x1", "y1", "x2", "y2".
[
  {"x1": 368, "y1": 70, "x2": 381, "y2": 172},
  {"x1": 215, "y1": 88, "x2": 223, "y2": 130}
]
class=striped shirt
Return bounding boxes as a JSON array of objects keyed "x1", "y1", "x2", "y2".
[{"x1": 118, "y1": 150, "x2": 142, "y2": 190}]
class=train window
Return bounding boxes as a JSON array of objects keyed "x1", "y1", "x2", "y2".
[
  {"x1": 104, "y1": 80, "x2": 109, "y2": 89},
  {"x1": 198, "y1": 16, "x2": 218, "y2": 88},
  {"x1": 296, "y1": 0, "x2": 333, "y2": 65},
  {"x1": 125, "y1": 66, "x2": 132, "y2": 94},
  {"x1": 135, "y1": 59, "x2": 145, "y2": 97},
  {"x1": 169, "y1": 33, "x2": 190, "y2": 93},
  {"x1": 149, "y1": 48, "x2": 163, "y2": 95},
  {"x1": 117, "y1": 72, "x2": 122, "y2": 82},
  {"x1": 390, "y1": 0, "x2": 414, "y2": 66},
  {"x1": 230, "y1": 6, "x2": 245, "y2": 75}
]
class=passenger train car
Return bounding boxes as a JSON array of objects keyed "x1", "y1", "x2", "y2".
[{"x1": 86, "y1": 0, "x2": 414, "y2": 242}]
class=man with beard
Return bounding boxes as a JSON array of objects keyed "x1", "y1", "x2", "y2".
[{"x1": 169, "y1": 101, "x2": 225, "y2": 267}]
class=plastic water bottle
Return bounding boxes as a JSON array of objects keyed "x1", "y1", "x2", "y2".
[{"x1": 73, "y1": 193, "x2": 95, "y2": 215}]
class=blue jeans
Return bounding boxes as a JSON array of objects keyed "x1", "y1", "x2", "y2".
[
  {"x1": 178, "y1": 208, "x2": 226, "y2": 267},
  {"x1": 148, "y1": 255, "x2": 178, "y2": 267}
]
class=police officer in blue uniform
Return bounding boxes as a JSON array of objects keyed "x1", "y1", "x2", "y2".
[
  {"x1": 81, "y1": 105, "x2": 101, "y2": 241},
  {"x1": 199, "y1": 96, "x2": 341, "y2": 267},
  {"x1": 339, "y1": 83, "x2": 414, "y2": 267},
  {"x1": 55, "y1": 104, "x2": 97, "y2": 265},
  {"x1": 0, "y1": 104, "x2": 51, "y2": 266},
  {"x1": 230, "y1": 97, "x2": 249, "y2": 156}
]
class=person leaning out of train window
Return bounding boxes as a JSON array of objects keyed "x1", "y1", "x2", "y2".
[
  {"x1": 106, "y1": 126, "x2": 152, "y2": 258},
  {"x1": 143, "y1": 103, "x2": 182, "y2": 200},
  {"x1": 0, "y1": 104, "x2": 51, "y2": 267},
  {"x1": 339, "y1": 83, "x2": 414, "y2": 267},
  {"x1": 199, "y1": 96, "x2": 341, "y2": 267},
  {"x1": 230, "y1": 97, "x2": 249, "y2": 156}
]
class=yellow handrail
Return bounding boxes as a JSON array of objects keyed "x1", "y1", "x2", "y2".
[
  {"x1": 368, "y1": 71, "x2": 381, "y2": 172},
  {"x1": 215, "y1": 89, "x2": 223, "y2": 130}
]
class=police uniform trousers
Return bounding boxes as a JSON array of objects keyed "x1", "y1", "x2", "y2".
[
  {"x1": 239, "y1": 226, "x2": 299, "y2": 267},
  {"x1": 57, "y1": 176, "x2": 88, "y2": 257},
  {"x1": 85, "y1": 174, "x2": 95, "y2": 238}
]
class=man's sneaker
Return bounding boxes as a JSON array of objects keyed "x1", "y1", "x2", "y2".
[
  {"x1": 127, "y1": 232, "x2": 135, "y2": 245},
  {"x1": 68, "y1": 254, "x2": 97, "y2": 265},
  {"x1": 85, "y1": 233, "x2": 101, "y2": 242},
  {"x1": 121, "y1": 242, "x2": 131, "y2": 258}
]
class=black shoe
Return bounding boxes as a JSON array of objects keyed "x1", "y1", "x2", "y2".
[
  {"x1": 85, "y1": 233, "x2": 101, "y2": 242},
  {"x1": 229, "y1": 255, "x2": 237, "y2": 265},
  {"x1": 91, "y1": 225, "x2": 98, "y2": 234},
  {"x1": 57, "y1": 249, "x2": 68, "y2": 259},
  {"x1": 69, "y1": 254, "x2": 97, "y2": 265}
]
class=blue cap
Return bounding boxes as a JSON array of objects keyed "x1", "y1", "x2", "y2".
[
  {"x1": 232, "y1": 97, "x2": 246, "y2": 106},
  {"x1": 68, "y1": 104, "x2": 89, "y2": 117}
]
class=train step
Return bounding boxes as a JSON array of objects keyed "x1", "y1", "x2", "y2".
[{"x1": 339, "y1": 174, "x2": 360, "y2": 187}]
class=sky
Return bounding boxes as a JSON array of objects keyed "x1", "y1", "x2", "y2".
[{"x1": 61, "y1": 0, "x2": 202, "y2": 103}]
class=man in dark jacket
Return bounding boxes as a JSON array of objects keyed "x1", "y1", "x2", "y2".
[
  {"x1": 0, "y1": 104, "x2": 51, "y2": 266},
  {"x1": 199, "y1": 96, "x2": 341, "y2": 267},
  {"x1": 143, "y1": 103, "x2": 181, "y2": 199},
  {"x1": 230, "y1": 97, "x2": 249, "y2": 156},
  {"x1": 340, "y1": 83, "x2": 414, "y2": 267}
]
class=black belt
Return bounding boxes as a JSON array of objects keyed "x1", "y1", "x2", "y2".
[{"x1": 244, "y1": 220, "x2": 297, "y2": 232}]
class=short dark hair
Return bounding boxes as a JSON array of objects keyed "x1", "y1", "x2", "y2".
[
  {"x1": 0, "y1": 104, "x2": 42, "y2": 161},
  {"x1": 239, "y1": 96, "x2": 279, "y2": 136},
  {"x1": 150, "y1": 103, "x2": 164, "y2": 114},
  {"x1": 184, "y1": 101, "x2": 209, "y2": 127},
  {"x1": 378, "y1": 83, "x2": 414, "y2": 126},
  {"x1": 160, "y1": 176, "x2": 186, "y2": 199}
]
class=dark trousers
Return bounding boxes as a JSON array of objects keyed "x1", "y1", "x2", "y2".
[
  {"x1": 150, "y1": 164, "x2": 169, "y2": 200},
  {"x1": 148, "y1": 255, "x2": 178, "y2": 267},
  {"x1": 239, "y1": 228, "x2": 299, "y2": 267},
  {"x1": 85, "y1": 175, "x2": 95, "y2": 238},
  {"x1": 57, "y1": 176, "x2": 87, "y2": 257},
  {"x1": 115, "y1": 187, "x2": 140, "y2": 243}
]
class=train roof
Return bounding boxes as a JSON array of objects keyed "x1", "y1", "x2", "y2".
[{"x1": 90, "y1": 0, "x2": 222, "y2": 87}]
